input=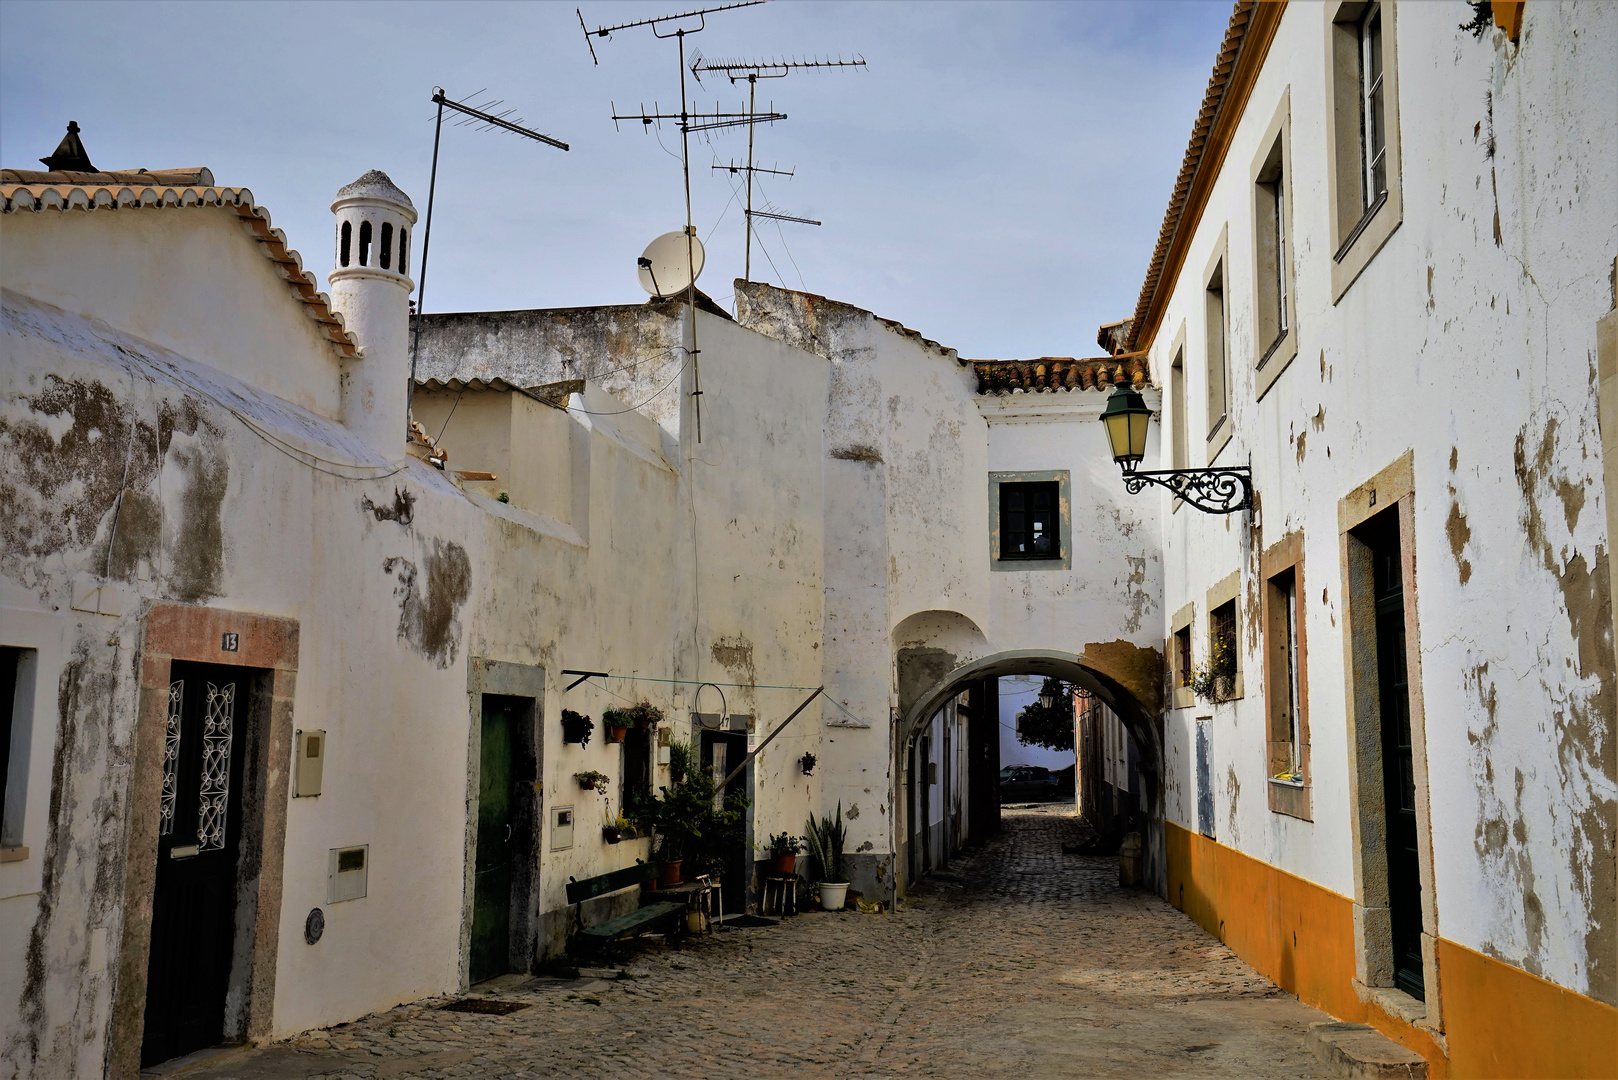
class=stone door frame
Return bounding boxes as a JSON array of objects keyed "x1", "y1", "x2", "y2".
[{"x1": 109, "y1": 603, "x2": 298, "y2": 1079}]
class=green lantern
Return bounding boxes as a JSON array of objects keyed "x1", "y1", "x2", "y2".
[{"x1": 1100, "y1": 383, "x2": 1152, "y2": 470}]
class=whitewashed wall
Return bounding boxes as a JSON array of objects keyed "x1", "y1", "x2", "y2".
[{"x1": 1149, "y1": 0, "x2": 1617, "y2": 1002}]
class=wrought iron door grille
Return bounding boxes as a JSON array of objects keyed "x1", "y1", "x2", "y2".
[
  {"x1": 197, "y1": 681, "x2": 236, "y2": 851},
  {"x1": 159, "y1": 681, "x2": 183, "y2": 836}
]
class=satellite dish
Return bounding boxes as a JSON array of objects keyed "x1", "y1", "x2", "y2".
[{"x1": 637, "y1": 230, "x2": 705, "y2": 297}]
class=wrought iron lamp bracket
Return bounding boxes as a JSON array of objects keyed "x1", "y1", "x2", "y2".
[{"x1": 1120, "y1": 465, "x2": 1253, "y2": 515}]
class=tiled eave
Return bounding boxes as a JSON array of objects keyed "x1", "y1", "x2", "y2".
[
  {"x1": 0, "y1": 178, "x2": 359, "y2": 359},
  {"x1": 972, "y1": 354, "x2": 1150, "y2": 395},
  {"x1": 1125, "y1": 0, "x2": 1287, "y2": 353}
]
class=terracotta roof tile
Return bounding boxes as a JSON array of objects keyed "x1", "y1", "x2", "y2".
[
  {"x1": 1126, "y1": 1, "x2": 1254, "y2": 351},
  {"x1": 971, "y1": 354, "x2": 1149, "y2": 395},
  {"x1": 1, "y1": 172, "x2": 358, "y2": 359}
]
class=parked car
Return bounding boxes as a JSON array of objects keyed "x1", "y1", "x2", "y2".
[{"x1": 1000, "y1": 765, "x2": 1059, "y2": 803}]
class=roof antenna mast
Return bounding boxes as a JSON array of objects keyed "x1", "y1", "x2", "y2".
[
  {"x1": 577, "y1": 0, "x2": 770, "y2": 443},
  {"x1": 409, "y1": 88, "x2": 569, "y2": 425},
  {"x1": 692, "y1": 55, "x2": 865, "y2": 280}
]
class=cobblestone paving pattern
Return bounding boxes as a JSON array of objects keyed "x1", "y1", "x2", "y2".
[{"x1": 190, "y1": 805, "x2": 1331, "y2": 1079}]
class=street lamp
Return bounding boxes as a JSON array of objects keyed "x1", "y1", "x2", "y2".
[
  {"x1": 1100, "y1": 380, "x2": 1252, "y2": 514},
  {"x1": 1038, "y1": 686, "x2": 1056, "y2": 710}
]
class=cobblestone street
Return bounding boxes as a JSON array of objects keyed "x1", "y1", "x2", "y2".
[{"x1": 189, "y1": 807, "x2": 1332, "y2": 1079}]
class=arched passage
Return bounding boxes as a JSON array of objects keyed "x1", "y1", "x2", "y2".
[{"x1": 895, "y1": 648, "x2": 1165, "y2": 897}]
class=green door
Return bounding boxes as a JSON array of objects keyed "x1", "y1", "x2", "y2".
[{"x1": 471, "y1": 699, "x2": 514, "y2": 983}]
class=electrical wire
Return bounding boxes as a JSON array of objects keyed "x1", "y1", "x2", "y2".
[
  {"x1": 563, "y1": 356, "x2": 690, "y2": 416},
  {"x1": 110, "y1": 341, "x2": 415, "y2": 481}
]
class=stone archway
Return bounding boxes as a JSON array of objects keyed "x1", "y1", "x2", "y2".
[{"x1": 895, "y1": 646, "x2": 1165, "y2": 897}]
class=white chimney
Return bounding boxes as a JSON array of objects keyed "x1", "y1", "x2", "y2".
[{"x1": 328, "y1": 170, "x2": 417, "y2": 456}]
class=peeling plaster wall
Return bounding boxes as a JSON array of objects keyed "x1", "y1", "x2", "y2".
[
  {"x1": 0, "y1": 191, "x2": 834, "y2": 1072},
  {"x1": 1149, "y1": 0, "x2": 1617, "y2": 1006},
  {"x1": 737, "y1": 283, "x2": 1167, "y2": 896}
]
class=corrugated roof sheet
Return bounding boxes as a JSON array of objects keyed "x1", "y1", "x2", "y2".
[{"x1": 1, "y1": 170, "x2": 358, "y2": 359}]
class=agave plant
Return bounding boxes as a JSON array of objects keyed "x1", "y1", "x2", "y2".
[{"x1": 804, "y1": 803, "x2": 847, "y2": 884}]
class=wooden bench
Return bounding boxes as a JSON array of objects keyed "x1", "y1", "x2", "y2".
[{"x1": 565, "y1": 861, "x2": 685, "y2": 955}]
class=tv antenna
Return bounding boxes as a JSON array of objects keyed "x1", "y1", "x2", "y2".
[
  {"x1": 577, "y1": 0, "x2": 770, "y2": 443},
  {"x1": 408, "y1": 87, "x2": 569, "y2": 420},
  {"x1": 691, "y1": 55, "x2": 865, "y2": 280}
]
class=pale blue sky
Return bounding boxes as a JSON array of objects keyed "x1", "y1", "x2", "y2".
[{"x1": 1, "y1": 1, "x2": 1231, "y2": 359}]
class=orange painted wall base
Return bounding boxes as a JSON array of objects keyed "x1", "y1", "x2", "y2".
[{"x1": 1164, "y1": 821, "x2": 1617, "y2": 1079}]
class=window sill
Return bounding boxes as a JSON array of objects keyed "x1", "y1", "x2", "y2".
[
  {"x1": 1206, "y1": 419, "x2": 1234, "y2": 465},
  {"x1": 1332, "y1": 185, "x2": 1402, "y2": 303},
  {"x1": 1267, "y1": 778, "x2": 1312, "y2": 821},
  {"x1": 1171, "y1": 686, "x2": 1195, "y2": 710},
  {"x1": 1254, "y1": 325, "x2": 1298, "y2": 402},
  {"x1": 0, "y1": 846, "x2": 28, "y2": 864}
]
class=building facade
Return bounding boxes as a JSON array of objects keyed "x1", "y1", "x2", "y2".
[{"x1": 1132, "y1": 2, "x2": 1616, "y2": 1074}]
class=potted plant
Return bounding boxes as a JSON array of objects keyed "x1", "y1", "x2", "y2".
[
  {"x1": 575, "y1": 770, "x2": 610, "y2": 794},
  {"x1": 561, "y1": 709, "x2": 594, "y2": 747},
  {"x1": 804, "y1": 803, "x2": 849, "y2": 911},
  {"x1": 603, "y1": 809, "x2": 633, "y2": 844},
  {"x1": 1190, "y1": 636, "x2": 1237, "y2": 704},
  {"x1": 624, "y1": 700, "x2": 664, "y2": 730},
  {"x1": 603, "y1": 707, "x2": 631, "y2": 744},
  {"x1": 648, "y1": 762, "x2": 749, "y2": 890},
  {"x1": 766, "y1": 832, "x2": 801, "y2": 876},
  {"x1": 667, "y1": 737, "x2": 693, "y2": 785}
]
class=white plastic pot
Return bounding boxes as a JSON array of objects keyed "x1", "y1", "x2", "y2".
[{"x1": 817, "y1": 882, "x2": 850, "y2": 910}]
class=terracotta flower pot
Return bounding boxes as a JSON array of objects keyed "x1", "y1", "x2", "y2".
[
  {"x1": 658, "y1": 860, "x2": 683, "y2": 888},
  {"x1": 607, "y1": 725, "x2": 627, "y2": 744},
  {"x1": 770, "y1": 854, "x2": 798, "y2": 875}
]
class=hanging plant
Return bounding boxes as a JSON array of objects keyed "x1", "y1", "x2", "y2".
[
  {"x1": 575, "y1": 770, "x2": 610, "y2": 794},
  {"x1": 561, "y1": 709, "x2": 594, "y2": 747},
  {"x1": 1190, "y1": 637, "x2": 1237, "y2": 703},
  {"x1": 625, "y1": 700, "x2": 664, "y2": 729}
]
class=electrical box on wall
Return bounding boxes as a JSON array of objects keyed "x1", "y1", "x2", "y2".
[
  {"x1": 294, "y1": 729, "x2": 325, "y2": 797},
  {"x1": 327, "y1": 845, "x2": 368, "y2": 903},
  {"x1": 551, "y1": 806, "x2": 574, "y2": 850}
]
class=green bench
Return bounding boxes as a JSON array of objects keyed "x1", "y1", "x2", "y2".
[{"x1": 566, "y1": 861, "x2": 685, "y2": 955}]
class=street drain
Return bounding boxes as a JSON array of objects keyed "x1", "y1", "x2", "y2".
[{"x1": 438, "y1": 998, "x2": 531, "y2": 1015}]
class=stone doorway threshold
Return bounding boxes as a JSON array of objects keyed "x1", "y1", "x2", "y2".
[
  {"x1": 140, "y1": 1043, "x2": 253, "y2": 1078},
  {"x1": 1308, "y1": 1022, "x2": 1428, "y2": 1078}
]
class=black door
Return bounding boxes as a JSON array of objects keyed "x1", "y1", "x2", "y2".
[
  {"x1": 142, "y1": 662, "x2": 251, "y2": 1068},
  {"x1": 470, "y1": 697, "x2": 516, "y2": 983},
  {"x1": 1369, "y1": 514, "x2": 1425, "y2": 998},
  {"x1": 700, "y1": 730, "x2": 749, "y2": 914}
]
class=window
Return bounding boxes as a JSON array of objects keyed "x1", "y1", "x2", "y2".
[
  {"x1": 1251, "y1": 90, "x2": 1299, "y2": 400},
  {"x1": 1175, "y1": 627, "x2": 1193, "y2": 688},
  {"x1": 1359, "y1": 4, "x2": 1387, "y2": 212},
  {"x1": 380, "y1": 222, "x2": 393, "y2": 270},
  {"x1": 339, "y1": 221, "x2": 351, "y2": 268},
  {"x1": 999, "y1": 481, "x2": 1060, "y2": 560},
  {"x1": 1170, "y1": 603, "x2": 1195, "y2": 710},
  {"x1": 1170, "y1": 347, "x2": 1188, "y2": 472},
  {"x1": 1204, "y1": 256, "x2": 1230, "y2": 461},
  {"x1": 1261, "y1": 536, "x2": 1311, "y2": 819},
  {"x1": 1210, "y1": 600, "x2": 1238, "y2": 701},
  {"x1": 358, "y1": 220, "x2": 372, "y2": 267},
  {"x1": 398, "y1": 228, "x2": 409, "y2": 275},
  {"x1": 1327, "y1": 1, "x2": 1402, "y2": 300},
  {"x1": 622, "y1": 727, "x2": 652, "y2": 819},
  {"x1": 1, "y1": 647, "x2": 24, "y2": 852},
  {"x1": 990, "y1": 471, "x2": 1071, "y2": 570}
]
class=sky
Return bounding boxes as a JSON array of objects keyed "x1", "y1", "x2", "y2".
[{"x1": 1, "y1": 0, "x2": 1231, "y2": 360}]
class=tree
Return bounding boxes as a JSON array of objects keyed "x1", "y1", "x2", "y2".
[{"x1": 1015, "y1": 678, "x2": 1074, "y2": 752}]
